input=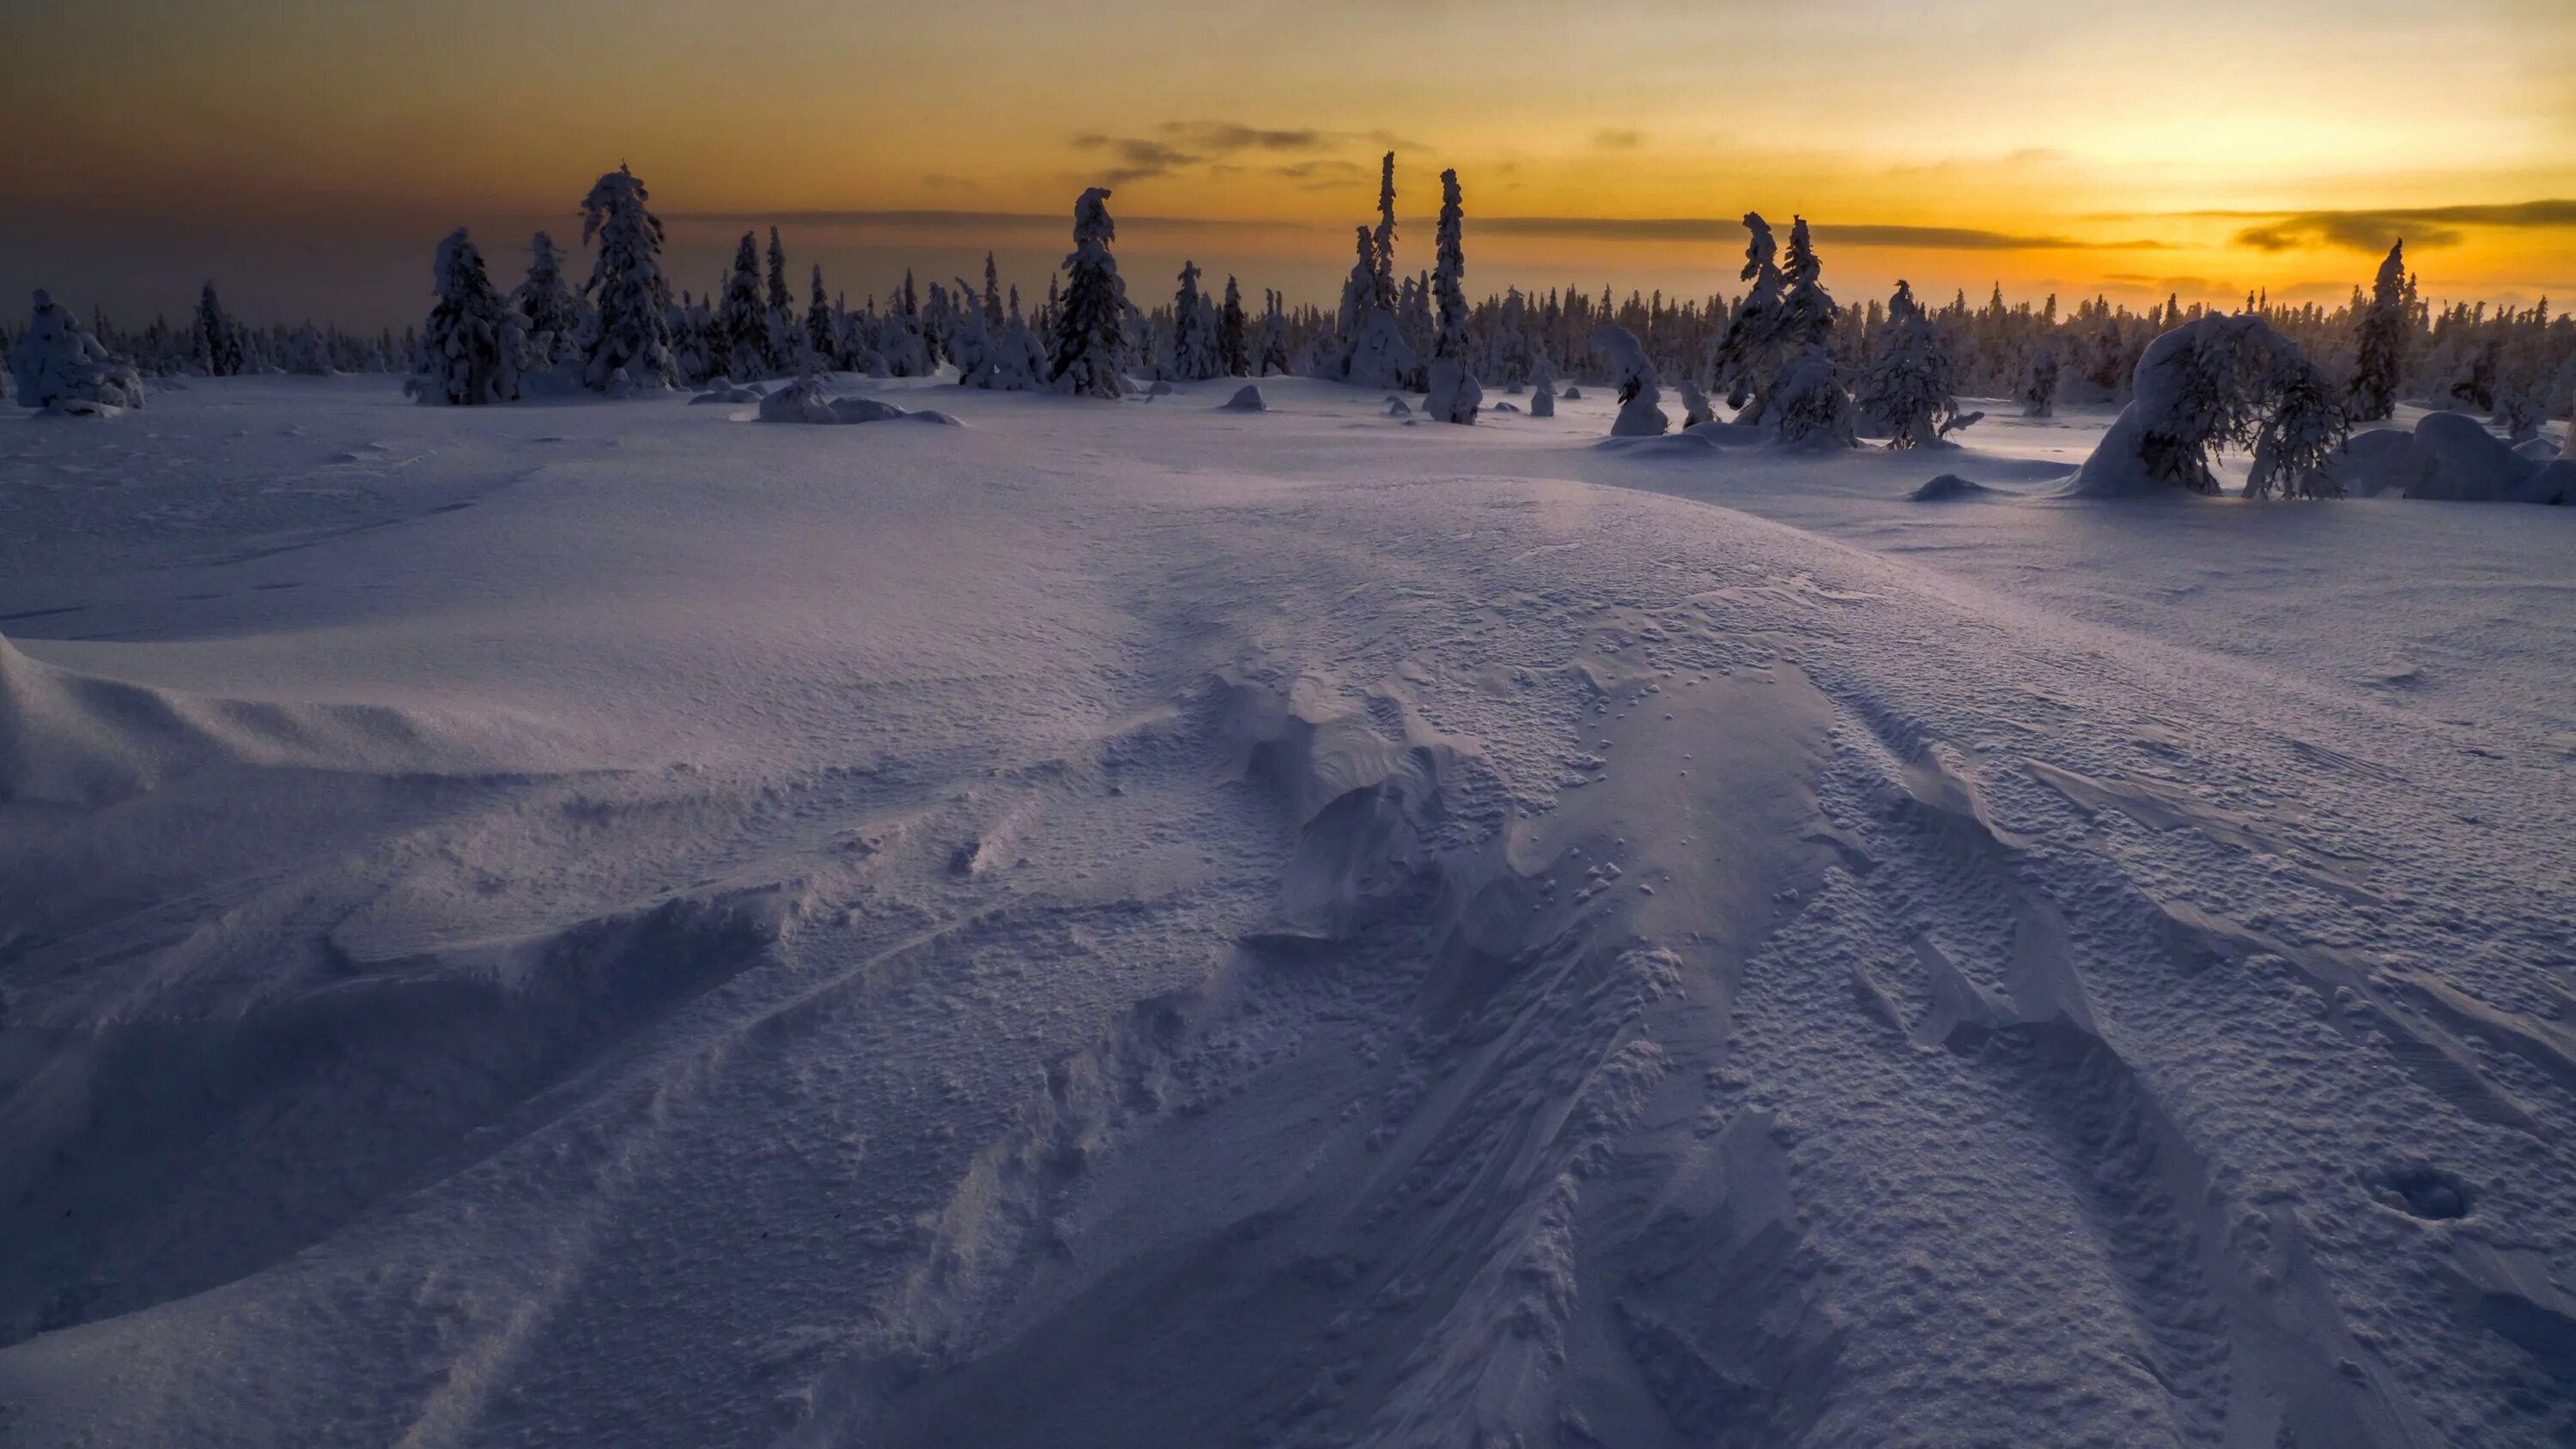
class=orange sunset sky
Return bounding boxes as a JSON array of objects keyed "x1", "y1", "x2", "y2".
[{"x1": 4, "y1": 0, "x2": 2571, "y2": 330}]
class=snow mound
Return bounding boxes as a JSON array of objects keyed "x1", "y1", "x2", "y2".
[
  {"x1": 2403, "y1": 411, "x2": 2553, "y2": 503},
  {"x1": 1219, "y1": 385, "x2": 1267, "y2": 413},
  {"x1": 1909, "y1": 473, "x2": 2000, "y2": 501},
  {"x1": 690, "y1": 380, "x2": 762, "y2": 405},
  {"x1": 1595, "y1": 432, "x2": 1717, "y2": 458},
  {"x1": 754, "y1": 383, "x2": 962, "y2": 427},
  {"x1": 0, "y1": 632, "x2": 495, "y2": 808},
  {"x1": 1386, "y1": 397, "x2": 1413, "y2": 418},
  {"x1": 2308, "y1": 427, "x2": 2427, "y2": 497}
]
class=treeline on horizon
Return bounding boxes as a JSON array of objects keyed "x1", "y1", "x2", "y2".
[{"x1": 9, "y1": 157, "x2": 2574, "y2": 435}]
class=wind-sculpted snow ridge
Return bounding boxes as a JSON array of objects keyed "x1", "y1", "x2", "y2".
[{"x1": 2, "y1": 379, "x2": 2571, "y2": 1446}]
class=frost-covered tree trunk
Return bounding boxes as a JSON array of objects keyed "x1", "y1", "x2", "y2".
[
  {"x1": 718, "y1": 233, "x2": 772, "y2": 381},
  {"x1": 577, "y1": 165, "x2": 677, "y2": 391},
  {"x1": 2348, "y1": 240, "x2": 2407, "y2": 421},
  {"x1": 1049, "y1": 188, "x2": 1132, "y2": 398},
  {"x1": 418, "y1": 229, "x2": 520, "y2": 406},
  {"x1": 12, "y1": 290, "x2": 145, "y2": 412},
  {"x1": 514, "y1": 232, "x2": 584, "y2": 367}
]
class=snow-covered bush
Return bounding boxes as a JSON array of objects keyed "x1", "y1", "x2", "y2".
[
  {"x1": 2069, "y1": 315, "x2": 2348, "y2": 498},
  {"x1": 1528, "y1": 355, "x2": 1557, "y2": 418},
  {"x1": 1593, "y1": 325, "x2": 1667, "y2": 436},
  {"x1": 1049, "y1": 188, "x2": 1132, "y2": 397},
  {"x1": 1855, "y1": 281, "x2": 1958, "y2": 449},
  {"x1": 577, "y1": 166, "x2": 676, "y2": 391},
  {"x1": 11, "y1": 290, "x2": 145, "y2": 413},
  {"x1": 416, "y1": 229, "x2": 520, "y2": 406},
  {"x1": 1769, "y1": 345, "x2": 1856, "y2": 449},
  {"x1": 2022, "y1": 347, "x2": 2059, "y2": 418}
]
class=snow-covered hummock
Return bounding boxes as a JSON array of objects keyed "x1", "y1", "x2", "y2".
[
  {"x1": 1856, "y1": 280, "x2": 1957, "y2": 450},
  {"x1": 2403, "y1": 411, "x2": 2568, "y2": 503},
  {"x1": 576, "y1": 166, "x2": 677, "y2": 392},
  {"x1": 415, "y1": 230, "x2": 519, "y2": 407},
  {"x1": 1592, "y1": 324, "x2": 1667, "y2": 436},
  {"x1": 9, "y1": 290, "x2": 144, "y2": 414},
  {"x1": 2068, "y1": 315, "x2": 2346, "y2": 498},
  {"x1": 1221, "y1": 383, "x2": 1267, "y2": 412},
  {"x1": 1049, "y1": 189, "x2": 1131, "y2": 398}
]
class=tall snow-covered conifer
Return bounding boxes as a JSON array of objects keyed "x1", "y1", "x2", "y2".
[
  {"x1": 718, "y1": 233, "x2": 772, "y2": 380},
  {"x1": 1425, "y1": 167, "x2": 1481, "y2": 424},
  {"x1": 1169, "y1": 261, "x2": 1221, "y2": 379},
  {"x1": 194, "y1": 281, "x2": 244, "y2": 377},
  {"x1": 576, "y1": 165, "x2": 677, "y2": 391},
  {"x1": 514, "y1": 232, "x2": 583, "y2": 366},
  {"x1": 12, "y1": 290, "x2": 146, "y2": 412},
  {"x1": 1856, "y1": 281, "x2": 1959, "y2": 448},
  {"x1": 418, "y1": 229, "x2": 520, "y2": 406},
  {"x1": 1050, "y1": 187, "x2": 1132, "y2": 397},
  {"x1": 1711, "y1": 214, "x2": 1784, "y2": 421},
  {"x1": 1217, "y1": 276, "x2": 1249, "y2": 378},
  {"x1": 2348, "y1": 240, "x2": 2407, "y2": 421}
]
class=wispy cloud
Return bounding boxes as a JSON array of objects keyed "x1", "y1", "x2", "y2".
[
  {"x1": 1475, "y1": 215, "x2": 2172, "y2": 250},
  {"x1": 2222, "y1": 200, "x2": 2576, "y2": 253},
  {"x1": 1593, "y1": 128, "x2": 1644, "y2": 150}
]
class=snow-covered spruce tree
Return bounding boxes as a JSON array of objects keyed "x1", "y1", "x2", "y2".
[
  {"x1": 961, "y1": 284, "x2": 1048, "y2": 391},
  {"x1": 1856, "y1": 281, "x2": 1958, "y2": 449},
  {"x1": 1049, "y1": 187, "x2": 1133, "y2": 397},
  {"x1": 981, "y1": 254, "x2": 1005, "y2": 330},
  {"x1": 1329, "y1": 226, "x2": 1417, "y2": 390},
  {"x1": 805, "y1": 265, "x2": 835, "y2": 367},
  {"x1": 1424, "y1": 167, "x2": 1482, "y2": 425},
  {"x1": 2070, "y1": 314, "x2": 2348, "y2": 498},
  {"x1": 513, "y1": 232, "x2": 583, "y2": 367},
  {"x1": 576, "y1": 165, "x2": 677, "y2": 391},
  {"x1": 418, "y1": 229, "x2": 521, "y2": 406},
  {"x1": 286, "y1": 322, "x2": 335, "y2": 376},
  {"x1": 2348, "y1": 240, "x2": 2407, "y2": 421},
  {"x1": 194, "y1": 281, "x2": 244, "y2": 377},
  {"x1": 1592, "y1": 325, "x2": 1667, "y2": 436},
  {"x1": 764, "y1": 227, "x2": 793, "y2": 361},
  {"x1": 1169, "y1": 261, "x2": 1221, "y2": 380},
  {"x1": 1217, "y1": 276, "x2": 1249, "y2": 378},
  {"x1": 1777, "y1": 216, "x2": 1837, "y2": 358},
  {"x1": 1256, "y1": 289, "x2": 1291, "y2": 376},
  {"x1": 2022, "y1": 346, "x2": 2060, "y2": 417},
  {"x1": 1710, "y1": 214, "x2": 1785, "y2": 421},
  {"x1": 717, "y1": 232, "x2": 772, "y2": 380},
  {"x1": 12, "y1": 290, "x2": 146, "y2": 412}
]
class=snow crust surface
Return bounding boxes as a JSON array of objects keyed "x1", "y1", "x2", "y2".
[{"x1": 2, "y1": 376, "x2": 2573, "y2": 1447}]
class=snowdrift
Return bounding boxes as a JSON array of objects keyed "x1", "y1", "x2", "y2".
[{"x1": 0, "y1": 630, "x2": 486, "y2": 808}]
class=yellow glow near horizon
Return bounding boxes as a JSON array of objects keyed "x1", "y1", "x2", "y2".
[{"x1": 5, "y1": 0, "x2": 2572, "y2": 321}]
